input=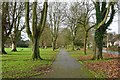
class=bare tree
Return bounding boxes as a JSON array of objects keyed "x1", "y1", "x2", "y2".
[
  {"x1": 25, "y1": 0, "x2": 48, "y2": 60},
  {"x1": 10, "y1": 2, "x2": 25, "y2": 52},
  {"x1": 48, "y1": 2, "x2": 66, "y2": 51},
  {"x1": 2, "y1": 2, "x2": 17, "y2": 54},
  {"x1": 40, "y1": 24, "x2": 52, "y2": 48},
  {"x1": 65, "y1": 2, "x2": 80, "y2": 50},
  {"x1": 68, "y1": 2, "x2": 95, "y2": 53},
  {"x1": 77, "y1": 1, "x2": 95, "y2": 55}
]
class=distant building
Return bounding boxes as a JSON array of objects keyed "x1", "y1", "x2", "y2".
[
  {"x1": 114, "y1": 40, "x2": 120, "y2": 47},
  {"x1": 118, "y1": 25, "x2": 120, "y2": 34},
  {"x1": 119, "y1": 41, "x2": 120, "y2": 47},
  {"x1": 107, "y1": 32, "x2": 120, "y2": 47}
]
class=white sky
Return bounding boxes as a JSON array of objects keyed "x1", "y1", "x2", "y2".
[{"x1": 107, "y1": 13, "x2": 118, "y2": 34}]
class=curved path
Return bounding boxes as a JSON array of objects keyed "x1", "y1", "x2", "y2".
[{"x1": 40, "y1": 49, "x2": 94, "y2": 78}]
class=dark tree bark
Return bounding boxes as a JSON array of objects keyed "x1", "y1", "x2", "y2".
[
  {"x1": 83, "y1": 32, "x2": 88, "y2": 55},
  {"x1": 2, "y1": 2, "x2": 8, "y2": 54},
  {"x1": 2, "y1": 37, "x2": 7, "y2": 54},
  {"x1": 0, "y1": 6, "x2": 1, "y2": 54},
  {"x1": 2, "y1": 2, "x2": 17, "y2": 54},
  {"x1": 94, "y1": 29, "x2": 104, "y2": 59},
  {"x1": 52, "y1": 40, "x2": 56, "y2": 51},
  {"x1": 71, "y1": 38, "x2": 75, "y2": 51},
  {"x1": 32, "y1": 37, "x2": 42, "y2": 60},
  {"x1": 93, "y1": 1, "x2": 115, "y2": 60}
]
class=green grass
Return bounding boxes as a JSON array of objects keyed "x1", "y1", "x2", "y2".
[
  {"x1": 67, "y1": 49, "x2": 93, "y2": 59},
  {"x1": 1, "y1": 48, "x2": 58, "y2": 78}
]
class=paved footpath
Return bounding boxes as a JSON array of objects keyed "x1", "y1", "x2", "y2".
[{"x1": 38, "y1": 49, "x2": 94, "y2": 78}]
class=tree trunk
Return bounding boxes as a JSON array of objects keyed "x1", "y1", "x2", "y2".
[
  {"x1": 72, "y1": 40, "x2": 75, "y2": 50},
  {"x1": 2, "y1": 38, "x2": 7, "y2": 54},
  {"x1": 83, "y1": 32, "x2": 88, "y2": 55},
  {"x1": 2, "y1": 47, "x2": 7, "y2": 54},
  {"x1": 2, "y1": 3, "x2": 7, "y2": 54},
  {"x1": 11, "y1": 41, "x2": 17, "y2": 52},
  {"x1": 94, "y1": 30, "x2": 103, "y2": 60},
  {"x1": 2, "y1": 19, "x2": 7, "y2": 54},
  {"x1": 92, "y1": 43, "x2": 97, "y2": 60},
  {"x1": 52, "y1": 40, "x2": 56, "y2": 51},
  {"x1": 93, "y1": 2, "x2": 115, "y2": 60},
  {"x1": 32, "y1": 38, "x2": 42, "y2": 60}
]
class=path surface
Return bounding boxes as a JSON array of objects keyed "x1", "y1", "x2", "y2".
[
  {"x1": 39, "y1": 49, "x2": 94, "y2": 78},
  {"x1": 103, "y1": 50, "x2": 120, "y2": 54}
]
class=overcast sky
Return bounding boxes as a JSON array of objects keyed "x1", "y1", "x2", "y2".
[{"x1": 107, "y1": 13, "x2": 118, "y2": 34}]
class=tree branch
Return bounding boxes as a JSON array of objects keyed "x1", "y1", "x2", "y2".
[
  {"x1": 96, "y1": 2, "x2": 111, "y2": 29},
  {"x1": 25, "y1": 1, "x2": 33, "y2": 41},
  {"x1": 38, "y1": 0, "x2": 48, "y2": 35},
  {"x1": 105, "y1": 3, "x2": 115, "y2": 29}
]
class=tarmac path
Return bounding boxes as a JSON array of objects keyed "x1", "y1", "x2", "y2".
[{"x1": 38, "y1": 49, "x2": 94, "y2": 78}]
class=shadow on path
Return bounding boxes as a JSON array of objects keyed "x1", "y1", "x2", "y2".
[{"x1": 37, "y1": 49, "x2": 94, "y2": 78}]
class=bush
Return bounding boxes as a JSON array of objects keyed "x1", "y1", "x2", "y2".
[{"x1": 17, "y1": 40, "x2": 29, "y2": 48}]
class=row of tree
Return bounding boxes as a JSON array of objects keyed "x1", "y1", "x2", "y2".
[
  {"x1": 62, "y1": 0, "x2": 117, "y2": 60},
  {"x1": 1, "y1": 0, "x2": 119, "y2": 60},
  {"x1": 66, "y1": 0, "x2": 117, "y2": 60}
]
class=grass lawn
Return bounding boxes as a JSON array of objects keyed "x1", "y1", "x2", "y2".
[
  {"x1": 1, "y1": 48, "x2": 59, "y2": 78},
  {"x1": 66, "y1": 48, "x2": 120, "y2": 78}
]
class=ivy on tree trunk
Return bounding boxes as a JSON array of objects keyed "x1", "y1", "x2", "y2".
[{"x1": 93, "y1": 1, "x2": 115, "y2": 60}]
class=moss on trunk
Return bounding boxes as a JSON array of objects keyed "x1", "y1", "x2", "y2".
[{"x1": 32, "y1": 38, "x2": 42, "y2": 60}]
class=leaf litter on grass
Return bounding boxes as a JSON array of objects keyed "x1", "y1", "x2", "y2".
[{"x1": 79, "y1": 53, "x2": 120, "y2": 78}]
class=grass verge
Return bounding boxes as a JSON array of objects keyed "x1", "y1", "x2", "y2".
[{"x1": 1, "y1": 48, "x2": 59, "y2": 78}]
